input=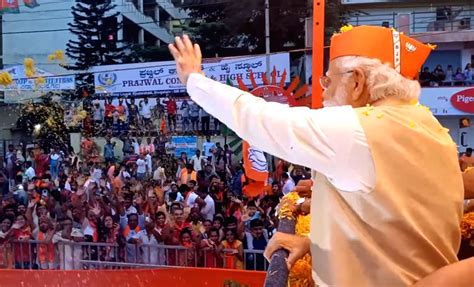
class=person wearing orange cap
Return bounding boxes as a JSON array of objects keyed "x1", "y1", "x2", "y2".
[{"x1": 169, "y1": 26, "x2": 464, "y2": 286}]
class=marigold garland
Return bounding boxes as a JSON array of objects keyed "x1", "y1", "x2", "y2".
[
  {"x1": 461, "y1": 212, "x2": 474, "y2": 246},
  {"x1": 278, "y1": 192, "x2": 314, "y2": 287}
]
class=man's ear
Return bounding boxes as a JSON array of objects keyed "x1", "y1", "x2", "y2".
[{"x1": 351, "y1": 68, "x2": 366, "y2": 102}]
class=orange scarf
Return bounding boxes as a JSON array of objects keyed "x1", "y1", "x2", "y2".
[
  {"x1": 88, "y1": 221, "x2": 99, "y2": 242},
  {"x1": 38, "y1": 231, "x2": 55, "y2": 263},
  {"x1": 123, "y1": 225, "x2": 141, "y2": 238}
]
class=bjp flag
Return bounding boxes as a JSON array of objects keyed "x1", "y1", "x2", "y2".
[
  {"x1": 0, "y1": 0, "x2": 19, "y2": 13},
  {"x1": 242, "y1": 141, "x2": 269, "y2": 197},
  {"x1": 24, "y1": 0, "x2": 39, "y2": 8}
]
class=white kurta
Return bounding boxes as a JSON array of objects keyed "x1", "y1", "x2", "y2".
[{"x1": 187, "y1": 73, "x2": 375, "y2": 193}]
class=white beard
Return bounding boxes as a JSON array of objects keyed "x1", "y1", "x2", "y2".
[{"x1": 323, "y1": 87, "x2": 349, "y2": 107}]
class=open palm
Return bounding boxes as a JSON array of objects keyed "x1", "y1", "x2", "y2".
[{"x1": 168, "y1": 35, "x2": 203, "y2": 85}]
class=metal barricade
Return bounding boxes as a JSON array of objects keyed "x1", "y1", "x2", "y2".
[{"x1": 6, "y1": 240, "x2": 268, "y2": 271}]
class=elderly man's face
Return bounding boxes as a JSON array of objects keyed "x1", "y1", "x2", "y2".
[{"x1": 322, "y1": 59, "x2": 369, "y2": 108}]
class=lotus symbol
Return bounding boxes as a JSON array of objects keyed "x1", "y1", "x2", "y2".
[{"x1": 248, "y1": 146, "x2": 268, "y2": 172}]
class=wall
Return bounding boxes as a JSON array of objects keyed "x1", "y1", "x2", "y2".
[
  {"x1": 424, "y1": 50, "x2": 462, "y2": 70},
  {"x1": 461, "y1": 48, "x2": 474, "y2": 66},
  {"x1": 3, "y1": 0, "x2": 76, "y2": 74},
  {"x1": 346, "y1": 4, "x2": 474, "y2": 33}
]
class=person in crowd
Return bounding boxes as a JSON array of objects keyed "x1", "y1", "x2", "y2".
[
  {"x1": 24, "y1": 161, "x2": 36, "y2": 182},
  {"x1": 214, "y1": 150, "x2": 227, "y2": 182},
  {"x1": 126, "y1": 98, "x2": 140, "y2": 127},
  {"x1": 120, "y1": 212, "x2": 143, "y2": 263},
  {"x1": 104, "y1": 98, "x2": 115, "y2": 130},
  {"x1": 140, "y1": 97, "x2": 154, "y2": 129},
  {"x1": 92, "y1": 101, "x2": 104, "y2": 126},
  {"x1": 445, "y1": 65, "x2": 454, "y2": 83},
  {"x1": 103, "y1": 137, "x2": 116, "y2": 165},
  {"x1": 419, "y1": 67, "x2": 433, "y2": 87},
  {"x1": 5, "y1": 145, "x2": 17, "y2": 188},
  {"x1": 200, "y1": 107, "x2": 211, "y2": 135},
  {"x1": 11, "y1": 214, "x2": 34, "y2": 269},
  {"x1": 178, "y1": 228, "x2": 196, "y2": 267},
  {"x1": 138, "y1": 216, "x2": 165, "y2": 265},
  {"x1": 202, "y1": 136, "x2": 215, "y2": 163},
  {"x1": 99, "y1": 215, "x2": 120, "y2": 262},
  {"x1": 465, "y1": 63, "x2": 474, "y2": 84},
  {"x1": 219, "y1": 228, "x2": 244, "y2": 270},
  {"x1": 197, "y1": 186, "x2": 215, "y2": 221},
  {"x1": 200, "y1": 227, "x2": 222, "y2": 268},
  {"x1": 145, "y1": 138, "x2": 155, "y2": 155},
  {"x1": 243, "y1": 219, "x2": 268, "y2": 271},
  {"x1": 179, "y1": 164, "x2": 197, "y2": 186},
  {"x1": 180, "y1": 100, "x2": 190, "y2": 132},
  {"x1": 190, "y1": 149, "x2": 205, "y2": 173},
  {"x1": 52, "y1": 217, "x2": 84, "y2": 270},
  {"x1": 136, "y1": 155, "x2": 147, "y2": 181},
  {"x1": 164, "y1": 97, "x2": 178, "y2": 132},
  {"x1": 115, "y1": 98, "x2": 127, "y2": 126},
  {"x1": 281, "y1": 172, "x2": 295, "y2": 196},
  {"x1": 290, "y1": 165, "x2": 310, "y2": 185},
  {"x1": 34, "y1": 217, "x2": 56, "y2": 270},
  {"x1": 432, "y1": 64, "x2": 445, "y2": 85},
  {"x1": 189, "y1": 101, "x2": 200, "y2": 132}
]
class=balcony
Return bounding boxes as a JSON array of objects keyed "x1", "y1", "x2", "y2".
[
  {"x1": 155, "y1": 0, "x2": 188, "y2": 20},
  {"x1": 117, "y1": 0, "x2": 174, "y2": 43},
  {"x1": 346, "y1": 6, "x2": 474, "y2": 43}
]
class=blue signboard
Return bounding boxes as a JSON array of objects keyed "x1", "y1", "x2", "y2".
[{"x1": 172, "y1": 136, "x2": 197, "y2": 157}]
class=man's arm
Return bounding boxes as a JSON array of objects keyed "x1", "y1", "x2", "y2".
[
  {"x1": 412, "y1": 258, "x2": 474, "y2": 287},
  {"x1": 169, "y1": 36, "x2": 372, "y2": 188},
  {"x1": 187, "y1": 74, "x2": 359, "y2": 178}
]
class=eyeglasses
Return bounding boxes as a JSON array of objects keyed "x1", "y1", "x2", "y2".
[{"x1": 319, "y1": 70, "x2": 354, "y2": 90}]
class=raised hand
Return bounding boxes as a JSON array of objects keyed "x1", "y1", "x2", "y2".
[{"x1": 168, "y1": 35, "x2": 203, "y2": 85}]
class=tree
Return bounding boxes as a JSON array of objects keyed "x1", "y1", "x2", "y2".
[
  {"x1": 66, "y1": 0, "x2": 125, "y2": 70},
  {"x1": 181, "y1": 0, "x2": 347, "y2": 56},
  {"x1": 65, "y1": 0, "x2": 126, "y2": 97},
  {"x1": 180, "y1": 0, "x2": 309, "y2": 55}
]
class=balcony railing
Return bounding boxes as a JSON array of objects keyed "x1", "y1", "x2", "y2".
[
  {"x1": 346, "y1": 8, "x2": 474, "y2": 34},
  {"x1": 118, "y1": 0, "x2": 174, "y2": 43}
]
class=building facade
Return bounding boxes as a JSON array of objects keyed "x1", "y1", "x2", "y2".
[{"x1": 2, "y1": 0, "x2": 187, "y2": 74}]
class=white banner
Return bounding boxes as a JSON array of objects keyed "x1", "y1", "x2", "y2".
[
  {"x1": 92, "y1": 53, "x2": 290, "y2": 95},
  {"x1": 0, "y1": 65, "x2": 75, "y2": 91},
  {"x1": 419, "y1": 87, "x2": 474, "y2": 116}
]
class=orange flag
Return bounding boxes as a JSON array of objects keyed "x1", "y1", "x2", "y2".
[{"x1": 242, "y1": 141, "x2": 269, "y2": 197}]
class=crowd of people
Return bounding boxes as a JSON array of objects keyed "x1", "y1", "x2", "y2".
[
  {"x1": 83, "y1": 97, "x2": 222, "y2": 137},
  {"x1": 419, "y1": 63, "x2": 474, "y2": 87},
  {"x1": 0, "y1": 135, "x2": 311, "y2": 271}
]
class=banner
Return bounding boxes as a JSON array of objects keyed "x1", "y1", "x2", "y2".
[
  {"x1": 0, "y1": 0, "x2": 19, "y2": 13},
  {"x1": 92, "y1": 53, "x2": 290, "y2": 95},
  {"x1": 172, "y1": 136, "x2": 197, "y2": 157},
  {"x1": 0, "y1": 268, "x2": 266, "y2": 287},
  {"x1": 0, "y1": 65, "x2": 75, "y2": 91},
  {"x1": 419, "y1": 87, "x2": 474, "y2": 116}
]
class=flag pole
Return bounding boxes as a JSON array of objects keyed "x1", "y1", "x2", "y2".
[{"x1": 312, "y1": 0, "x2": 325, "y2": 109}]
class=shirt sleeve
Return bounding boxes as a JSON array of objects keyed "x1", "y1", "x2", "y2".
[
  {"x1": 186, "y1": 73, "x2": 374, "y2": 191},
  {"x1": 119, "y1": 215, "x2": 128, "y2": 230}
]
